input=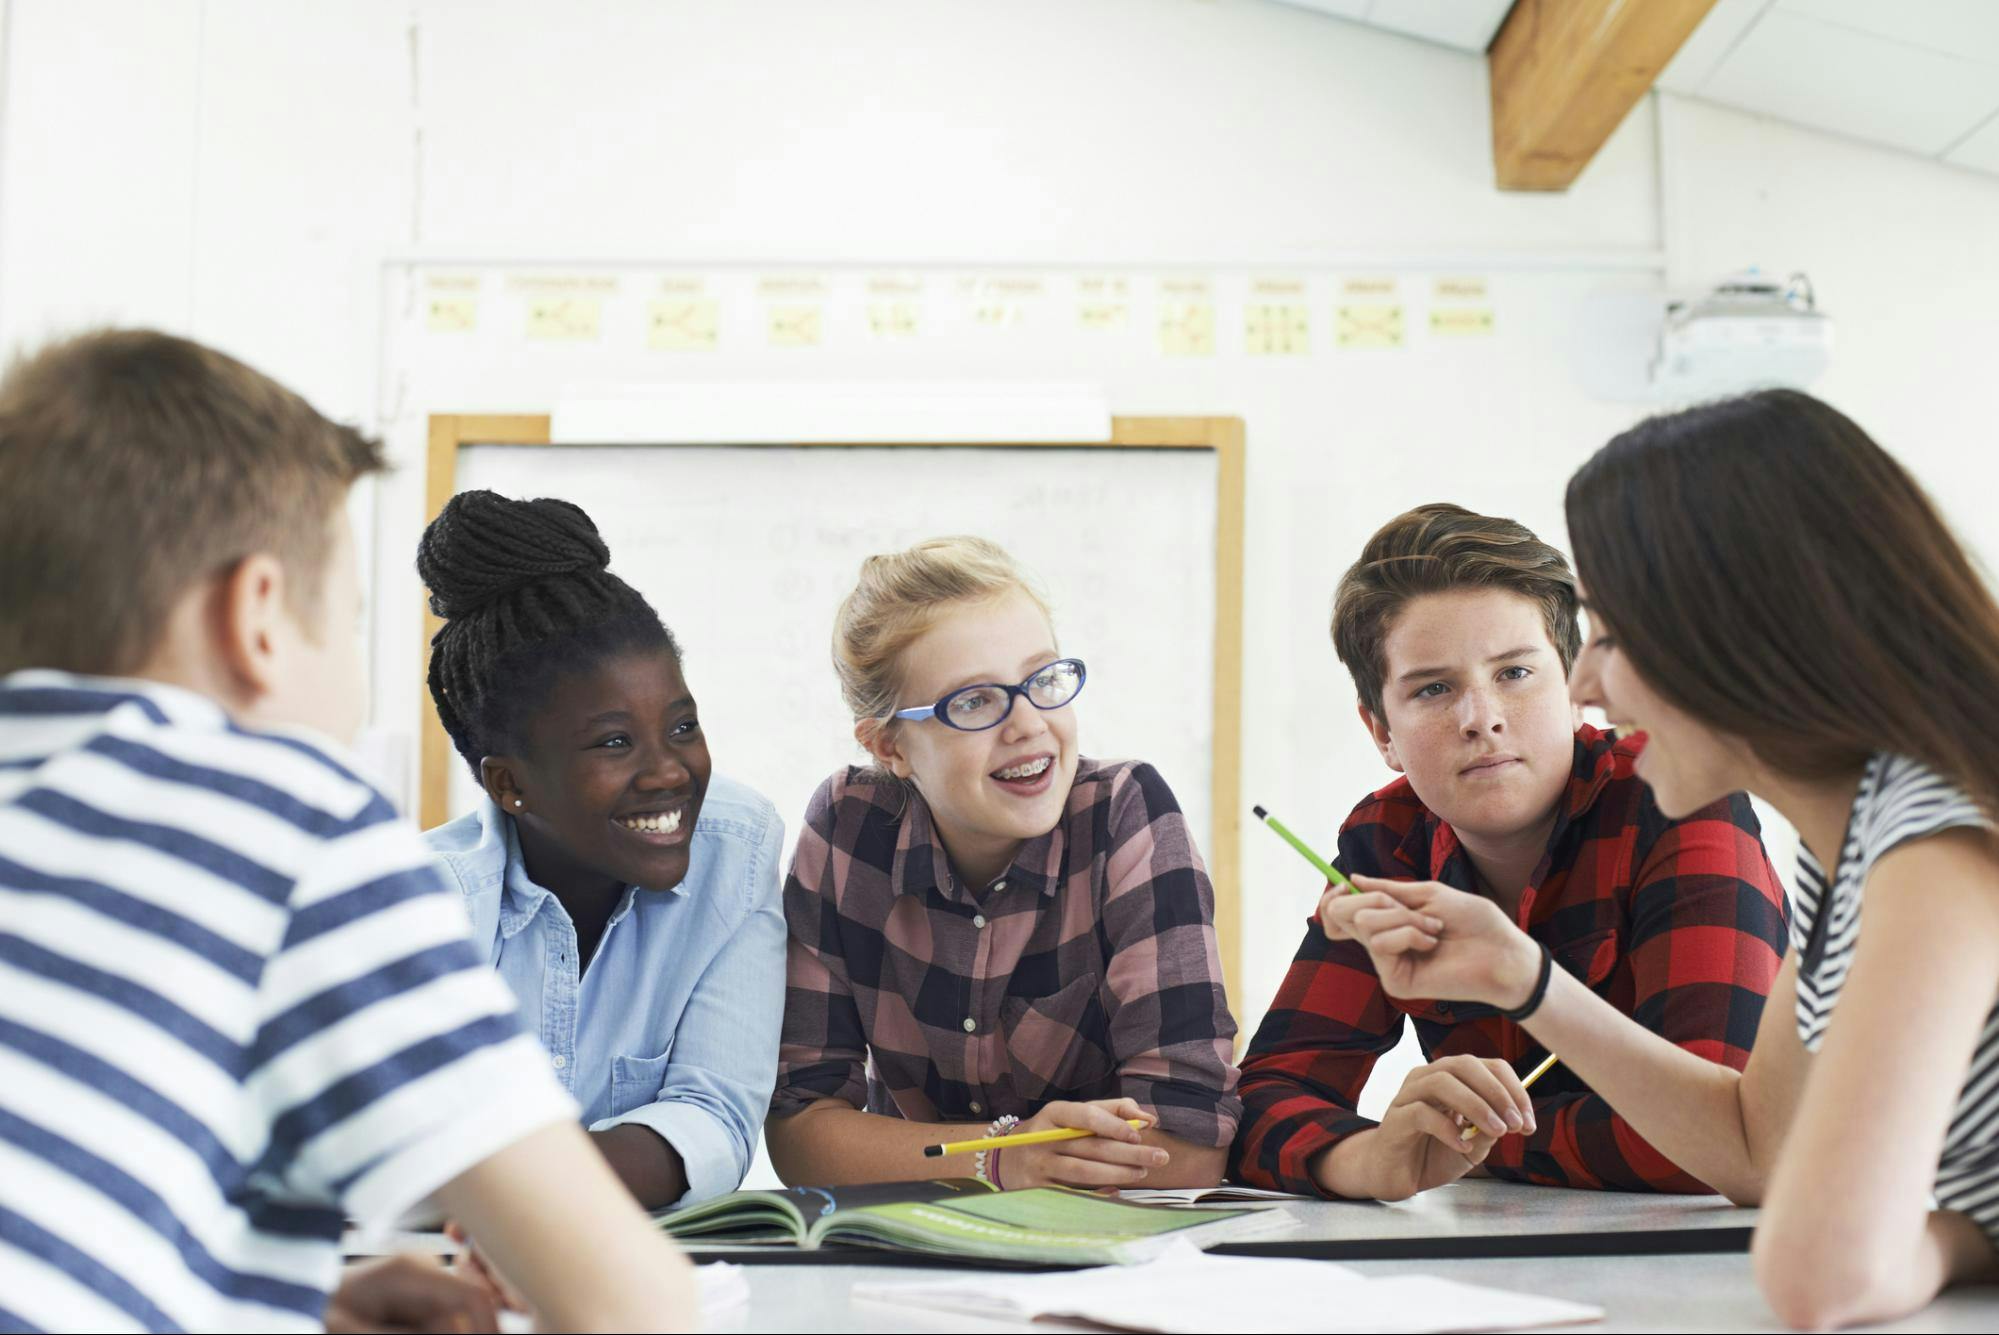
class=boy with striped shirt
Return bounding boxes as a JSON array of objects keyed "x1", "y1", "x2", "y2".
[{"x1": 0, "y1": 331, "x2": 694, "y2": 1332}]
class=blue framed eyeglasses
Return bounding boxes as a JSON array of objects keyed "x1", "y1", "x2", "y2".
[{"x1": 892, "y1": 658, "x2": 1087, "y2": 733}]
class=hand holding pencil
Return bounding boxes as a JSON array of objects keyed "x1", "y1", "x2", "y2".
[
  {"x1": 1251, "y1": 803, "x2": 1565, "y2": 1174},
  {"x1": 925, "y1": 1117, "x2": 1151, "y2": 1158},
  {"x1": 925, "y1": 1098, "x2": 1166, "y2": 1191}
]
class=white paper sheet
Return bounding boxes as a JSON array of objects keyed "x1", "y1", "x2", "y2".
[{"x1": 854, "y1": 1239, "x2": 1602, "y2": 1333}]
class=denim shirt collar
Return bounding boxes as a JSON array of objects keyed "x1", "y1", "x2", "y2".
[{"x1": 478, "y1": 799, "x2": 657, "y2": 942}]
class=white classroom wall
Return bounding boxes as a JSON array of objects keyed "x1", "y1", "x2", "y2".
[{"x1": 6, "y1": 0, "x2": 1998, "y2": 1121}]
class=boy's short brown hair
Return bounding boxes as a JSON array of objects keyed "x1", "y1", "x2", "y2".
[
  {"x1": 0, "y1": 329, "x2": 386, "y2": 675},
  {"x1": 1332, "y1": 502, "x2": 1581, "y2": 720}
]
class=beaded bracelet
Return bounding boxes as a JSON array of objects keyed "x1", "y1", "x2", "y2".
[{"x1": 974, "y1": 1114, "x2": 1019, "y2": 1189}]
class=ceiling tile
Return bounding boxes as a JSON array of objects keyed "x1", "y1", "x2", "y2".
[
  {"x1": 1774, "y1": 0, "x2": 1999, "y2": 64},
  {"x1": 1657, "y1": 0, "x2": 1774, "y2": 94},
  {"x1": 1263, "y1": 0, "x2": 1371, "y2": 21},
  {"x1": 1943, "y1": 109, "x2": 1999, "y2": 175},
  {"x1": 1364, "y1": 0, "x2": 1514, "y2": 53},
  {"x1": 1700, "y1": 8, "x2": 1999, "y2": 154}
]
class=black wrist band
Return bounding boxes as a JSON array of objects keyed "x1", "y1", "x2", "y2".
[{"x1": 1500, "y1": 942, "x2": 1554, "y2": 1023}]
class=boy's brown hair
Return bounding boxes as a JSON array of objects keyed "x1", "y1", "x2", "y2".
[
  {"x1": 0, "y1": 329, "x2": 386, "y2": 675},
  {"x1": 1332, "y1": 502, "x2": 1581, "y2": 720}
]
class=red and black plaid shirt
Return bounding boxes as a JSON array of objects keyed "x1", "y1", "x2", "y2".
[{"x1": 1230, "y1": 725, "x2": 1788, "y2": 1195}]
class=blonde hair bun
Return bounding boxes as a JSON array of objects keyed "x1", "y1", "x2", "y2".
[{"x1": 832, "y1": 536, "x2": 1055, "y2": 723}]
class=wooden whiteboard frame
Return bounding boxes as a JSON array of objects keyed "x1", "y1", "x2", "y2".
[{"x1": 420, "y1": 413, "x2": 1247, "y2": 998}]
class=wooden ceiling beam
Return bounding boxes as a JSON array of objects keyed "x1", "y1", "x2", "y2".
[{"x1": 1489, "y1": 0, "x2": 1719, "y2": 191}]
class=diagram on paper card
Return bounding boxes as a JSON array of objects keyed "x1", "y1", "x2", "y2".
[
  {"x1": 428, "y1": 297, "x2": 477, "y2": 333},
  {"x1": 1337, "y1": 304, "x2": 1404, "y2": 349},
  {"x1": 868, "y1": 301, "x2": 921, "y2": 338},
  {"x1": 768, "y1": 304, "x2": 824, "y2": 348},
  {"x1": 1159, "y1": 301, "x2": 1216, "y2": 357},
  {"x1": 527, "y1": 298, "x2": 602, "y2": 341},
  {"x1": 1430, "y1": 307, "x2": 1495, "y2": 337},
  {"x1": 1246, "y1": 303, "x2": 1311, "y2": 356},
  {"x1": 650, "y1": 299, "x2": 720, "y2": 350}
]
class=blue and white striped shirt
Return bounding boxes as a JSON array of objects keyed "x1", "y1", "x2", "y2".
[{"x1": 0, "y1": 672, "x2": 577, "y2": 1333}]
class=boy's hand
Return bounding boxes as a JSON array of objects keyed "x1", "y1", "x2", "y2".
[
  {"x1": 995, "y1": 1098, "x2": 1164, "y2": 1190},
  {"x1": 1362, "y1": 1055, "x2": 1535, "y2": 1200},
  {"x1": 1311, "y1": 1055, "x2": 1536, "y2": 1202},
  {"x1": 327, "y1": 1254, "x2": 499, "y2": 1334}
]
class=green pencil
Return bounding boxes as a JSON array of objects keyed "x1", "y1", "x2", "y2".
[{"x1": 1252, "y1": 804, "x2": 1354, "y2": 892}]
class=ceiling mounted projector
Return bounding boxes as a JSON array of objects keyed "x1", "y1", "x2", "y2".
[{"x1": 1651, "y1": 270, "x2": 1833, "y2": 398}]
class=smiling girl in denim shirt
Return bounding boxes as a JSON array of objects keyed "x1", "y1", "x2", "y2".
[{"x1": 418, "y1": 489, "x2": 785, "y2": 1209}]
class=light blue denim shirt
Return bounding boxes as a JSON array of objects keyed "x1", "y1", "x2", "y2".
[{"x1": 424, "y1": 771, "x2": 785, "y2": 1205}]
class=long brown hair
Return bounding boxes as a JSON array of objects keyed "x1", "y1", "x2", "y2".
[{"x1": 1565, "y1": 389, "x2": 1999, "y2": 813}]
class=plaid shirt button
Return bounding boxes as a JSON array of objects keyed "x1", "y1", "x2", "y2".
[
  {"x1": 962, "y1": 1017, "x2": 976, "y2": 1032},
  {"x1": 973, "y1": 914, "x2": 987, "y2": 928}
]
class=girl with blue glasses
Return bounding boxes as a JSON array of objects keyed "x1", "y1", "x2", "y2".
[{"x1": 765, "y1": 536, "x2": 1242, "y2": 1193}]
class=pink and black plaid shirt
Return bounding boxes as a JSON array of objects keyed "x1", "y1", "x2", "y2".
[{"x1": 772, "y1": 758, "x2": 1241, "y2": 1147}]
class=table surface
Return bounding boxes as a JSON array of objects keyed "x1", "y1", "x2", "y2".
[{"x1": 698, "y1": 1183, "x2": 1999, "y2": 1334}]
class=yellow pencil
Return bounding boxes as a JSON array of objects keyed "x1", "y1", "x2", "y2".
[
  {"x1": 923, "y1": 1118, "x2": 1149, "y2": 1158},
  {"x1": 1459, "y1": 1051, "x2": 1560, "y2": 1141}
]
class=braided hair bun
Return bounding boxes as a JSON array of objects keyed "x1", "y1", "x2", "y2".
[
  {"x1": 418, "y1": 491, "x2": 610, "y2": 620},
  {"x1": 419, "y1": 490, "x2": 679, "y2": 776}
]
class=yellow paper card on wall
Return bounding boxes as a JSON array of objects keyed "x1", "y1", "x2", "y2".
[
  {"x1": 1159, "y1": 301, "x2": 1216, "y2": 357},
  {"x1": 868, "y1": 301, "x2": 921, "y2": 338},
  {"x1": 971, "y1": 302, "x2": 1023, "y2": 328},
  {"x1": 427, "y1": 297, "x2": 477, "y2": 333},
  {"x1": 1078, "y1": 276, "x2": 1130, "y2": 330},
  {"x1": 1430, "y1": 307, "x2": 1495, "y2": 337},
  {"x1": 1246, "y1": 303, "x2": 1310, "y2": 356},
  {"x1": 649, "y1": 299, "x2": 719, "y2": 350},
  {"x1": 1337, "y1": 304, "x2": 1404, "y2": 349},
  {"x1": 768, "y1": 304, "x2": 824, "y2": 347},
  {"x1": 526, "y1": 298, "x2": 601, "y2": 341},
  {"x1": 1079, "y1": 302, "x2": 1129, "y2": 330}
]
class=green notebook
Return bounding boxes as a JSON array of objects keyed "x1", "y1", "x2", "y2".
[{"x1": 656, "y1": 1178, "x2": 1257, "y2": 1266}]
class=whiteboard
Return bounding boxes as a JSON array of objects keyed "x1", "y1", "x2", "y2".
[{"x1": 448, "y1": 443, "x2": 1221, "y2": 874}]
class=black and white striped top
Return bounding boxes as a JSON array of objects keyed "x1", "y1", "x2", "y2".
[{"x1": 1793, "y1": 752, "x2": 1999, "y2": 1239}]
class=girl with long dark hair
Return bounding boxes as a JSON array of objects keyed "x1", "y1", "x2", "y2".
[{"x1": 1318, "y1": 390, "x2": 1999, "y2": 1328}]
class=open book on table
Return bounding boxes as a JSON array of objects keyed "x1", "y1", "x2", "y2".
[
  {"x1": 655, "y1": 1178, "x2": 1267, "y2": 1266},
  {"x1": 1119, "y1": 1185, "x2": 1309, "y2": 1206}
]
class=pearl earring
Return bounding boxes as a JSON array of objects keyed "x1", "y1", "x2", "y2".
[{"x1": 513, "y1": 799, "x2": 524, "y2": 808}]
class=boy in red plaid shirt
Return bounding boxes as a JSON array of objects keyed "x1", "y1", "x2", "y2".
[{"x1": 1230, "y1": 504, "x2": 1788, "y2": 1200}]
